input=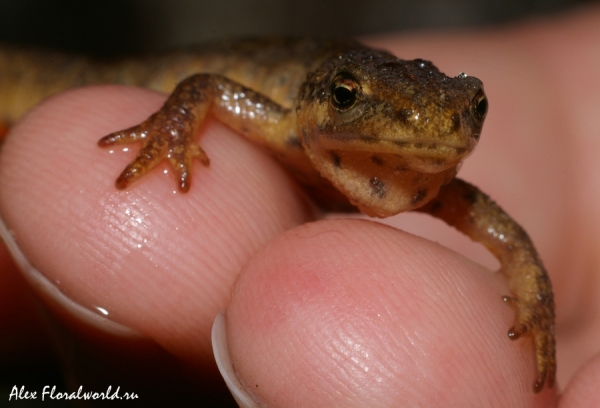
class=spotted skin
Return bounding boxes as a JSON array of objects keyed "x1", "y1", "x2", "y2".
[{"x1": 0, "y1": 38, "x2": 554, "y2": 392}]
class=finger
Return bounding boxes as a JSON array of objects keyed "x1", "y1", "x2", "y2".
[
  {"x1": 225, "y1": 219, "x2": 557, "y2": 407},
  {"x1": 559, "y1": 353, "x2": 600, "y2": 408},
  {"x1": 0, "y1": 86, "x2": 312, "y2": 392}
]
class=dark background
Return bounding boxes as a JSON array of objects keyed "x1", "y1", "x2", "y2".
[{"x1": 0, "y1": 0, "x2": 594, "y2": 56}]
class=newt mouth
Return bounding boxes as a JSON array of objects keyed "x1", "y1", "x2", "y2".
[{"x1": 315, "y1": 134, "x2": 476, "y2": 173}]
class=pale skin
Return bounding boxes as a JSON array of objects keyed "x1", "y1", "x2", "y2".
[{"x1": 1, "y1": 6, "x2": 600, "y2": 407}]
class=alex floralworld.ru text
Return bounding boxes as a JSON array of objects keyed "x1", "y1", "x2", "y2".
[{"x1": 8, "y1": 385, "x2": 139, "y2": 401}]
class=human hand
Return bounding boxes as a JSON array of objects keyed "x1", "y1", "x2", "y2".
[{"x1": 1, "y1": 6, "x2": 600, "y2": 406}]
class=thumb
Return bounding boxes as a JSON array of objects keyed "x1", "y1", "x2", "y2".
[{"x1": 215, "y1": 219, "x2": 557, "y2": 407}]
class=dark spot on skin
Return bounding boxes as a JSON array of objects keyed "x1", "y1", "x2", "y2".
[
  {"x1": 393, "y1": 141, "x2": 408, "y2": 148},
  {"x1": 455, "y1": 148, "x2": 467, "y2": 155},
  {"x1": 427, "y1": 144, "x2": 437, "y2": 150},
  {"x1": 286, "y1": 136, "x2": 303, "y2": 149},
  {"x1": 397, "y1": 108, "x2": 411, "y2": 124},
  {"x1": 414, "y1": 143, "x2": 424, "y2": 149},
  {"x1": 278, "y1": 73, "x2": 289, "y2": 86},
  {"x1": 241, "y1": 127, "x2": 249, "y2": 133},
  {"x1": 369, "y1": 177, "x2": 387, "y2": 199},
  {"x1": 394, "y1": 165, "x2": 408, "y2": 172},
  {"x1": 463, "y1": 190, "x2": 478, "y2": 204},
  {"x1": 412, "y1": 189, "x2": 428, "y2": 204},
  {"x1": 370, "y1": 155, "x2": 384, "y2": 165},
  {"x1": 332, "y1": 152, "x2": 341, "y2": 168}
]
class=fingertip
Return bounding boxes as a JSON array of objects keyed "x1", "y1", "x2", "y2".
[
  {"x1": 226, "y1": 219, "x2": 553, "y2": 406},
  {"x1": 0, "y1": 84, "x2": 311, "y2": 367}
]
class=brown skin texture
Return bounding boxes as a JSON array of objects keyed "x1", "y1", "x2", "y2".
[{"x1": 1, "y1": 5, "x2": 600, "y2": 406}]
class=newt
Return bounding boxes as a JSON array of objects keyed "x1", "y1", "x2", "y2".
[{"x1": 0, "y1": 37, "x2": 555, "y2": 392}]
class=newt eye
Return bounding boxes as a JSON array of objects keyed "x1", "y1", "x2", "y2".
[
  {"x1": 331, "y1": 74, "x2": 360, "y2": 111},
  {"x1": 472, "y1": 90, "x2": 488, "y2": 120}
]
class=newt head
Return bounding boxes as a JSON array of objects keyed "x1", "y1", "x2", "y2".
[{"x1": 297, "y1": 49, "x2": 488, "y2": 217}]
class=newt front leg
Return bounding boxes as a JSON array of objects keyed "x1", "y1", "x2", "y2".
[
  {"x1": 416, "y1": 178, "x2": 556, "y2": 392},
  {"x1": 98, "y1": 74, "x2": 296, "y2": 191}
]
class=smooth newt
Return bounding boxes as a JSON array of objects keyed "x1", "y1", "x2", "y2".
[{"x1": 0, "y1": 38, "x2": 555, "y2": 392}]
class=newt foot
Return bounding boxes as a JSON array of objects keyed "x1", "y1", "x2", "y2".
[
  {"x1": 98, "y1": 113, "x2": 210, "y2": 192},
  {"x1": 503, "y1": 294, "x2": 556, "y2": 393}
]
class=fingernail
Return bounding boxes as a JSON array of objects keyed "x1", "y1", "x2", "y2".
[
  {"x1": 212, "y1": 311, "x2": 262, "y2": 408},
  {"x1": 0, "y1": 216, "x2": 139, "y2": 337}
]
